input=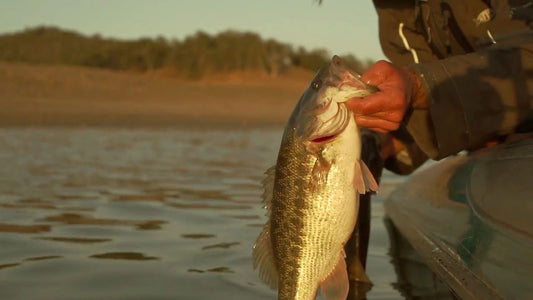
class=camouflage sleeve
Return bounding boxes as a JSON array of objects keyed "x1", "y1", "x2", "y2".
[{"x1": 406, "y1": 29, "x2": 533, "y2": 160}]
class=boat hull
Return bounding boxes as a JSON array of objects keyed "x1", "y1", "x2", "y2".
[{"x1": 385, "y1": 138, "x2": 533, "y2": 299}]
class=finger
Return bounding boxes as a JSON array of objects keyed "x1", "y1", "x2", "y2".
[
  {"x1": 346, "y1": 93, "x2": 388, "y2": 114},
  {"x1": 360, "y1": 60, "x2": 392, "y2": 86},
  {"x1": 365, "y1": 127, "x2": 388, "y2": 133},
  {"x1": 350, "y1": 87, "x2": 407, "y2": 114},
  {"x1": 357, "y1": 109, "x2": 405, "y2": 123},
  {"x1": 355, "y1": 115, "x2": 401, "y2": 132}
]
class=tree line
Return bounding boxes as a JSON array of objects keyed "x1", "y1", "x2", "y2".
[{"x1": 0, "y1": 26, "x2": 373, "y2": 79}]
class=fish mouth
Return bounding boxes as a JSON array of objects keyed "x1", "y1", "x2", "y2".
[
  {"x1": 311, "y1": 134, "x2": 337, "y2": 143},
  {"x1": 297, "y1": 55, "x2": 377, "y2": 144}
]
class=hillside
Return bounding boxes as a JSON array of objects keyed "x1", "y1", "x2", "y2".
[
  {"x1": 0, "y1": 26, "x2": 373, "y2": 128},
  {"x1": 0, "y1": 26, "x2": 372, "y2": 79}
]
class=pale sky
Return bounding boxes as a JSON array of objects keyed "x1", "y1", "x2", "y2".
[{"x1": 0, "y1": 0, "x2": 386, "y2": 61}]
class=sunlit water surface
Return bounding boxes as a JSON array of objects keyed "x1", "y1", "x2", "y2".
[{"x1": 0, "y1": 128, "x2": 409, "y2": 299}]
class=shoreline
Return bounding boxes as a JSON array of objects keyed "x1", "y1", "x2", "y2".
[
  {"x1": 0, "y1": 61, "x2": 313, "y2": 128},
  {"x1": 0, "y1": 121, "x2": 287, "y2": 131}
]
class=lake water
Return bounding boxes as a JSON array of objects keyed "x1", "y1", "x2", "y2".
[{"x1": 0, "y1": 127, "x2": 435, "y2": 299}]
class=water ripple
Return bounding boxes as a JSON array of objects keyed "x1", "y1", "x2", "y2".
[{"x1": 0, "y1": 127, "x2": 406, "y2": 299}]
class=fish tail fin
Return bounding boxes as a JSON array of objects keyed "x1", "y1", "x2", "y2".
[
  {"x1": 319, "y1": 252, "x2": 349, "y2": 300},
  {"x1": 354, "y1": 160, "x2": 379, "y2": 194}
]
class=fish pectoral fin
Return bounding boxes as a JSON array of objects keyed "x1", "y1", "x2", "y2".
[
  {"x1": 361, "y1": 160, "x2": 379, "y2": 193},
  {"x1": 347, "y1": 256, "x2": 371, "y2": 284},
  {"x1": 319, "y1": 253, "x2": 349, "y2": 300},
  {"x1": 311, "y1": 155, "x2": 332, "y2": 188},
  {"x1": 353, "y1": 160, "x2": 379, "y2": 194},
  {"x1": 252, "y1": 225, "x2": 278, "y2": 290}
]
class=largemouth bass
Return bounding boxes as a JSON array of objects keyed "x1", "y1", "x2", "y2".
[{"x1": 253, "y1": 55, "x2": 379, "y2": 300}]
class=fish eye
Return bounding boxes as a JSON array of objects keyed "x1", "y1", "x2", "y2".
[{"x1": 311, "y1": 79, "x2": 321, "y2": 90}]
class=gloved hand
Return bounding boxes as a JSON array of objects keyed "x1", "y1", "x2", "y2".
[{"x1": 345, "y1": 60, "x2": 427, "y2": 133}]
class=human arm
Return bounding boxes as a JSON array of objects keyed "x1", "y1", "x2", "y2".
[
  {"x1": 407, "y1": 30, "x2": 533, "y2": 159},
  {"x1": 348, "y1": 30, "x2": 533, "y2": 162}
]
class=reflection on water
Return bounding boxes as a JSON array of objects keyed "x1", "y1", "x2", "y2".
[
  {"x1": 42, "y1": 212, "x2": 166, "y2": 230},
  {"x1": 37, "y1": 237, "x2": 112, "y2": 244},
  {"x1": 202, "y1": 242, "x2": 240, "y2": 250},
  {"x1": 385, "y1": 219, "x2": 456, "y2": 300},
  {"x1": 188, "y1": 267, "x2": 235, "y2": 274},
  {"x1": 181, "y1": 233, "x2": 216, "y2": 239},
  {"x1": 90, "y1": 252, "x2": 159, "y2": 260},
  {"x1": 0, "y1": 223, "x2": 50, "y2": 233},
  {"x1": 0, "y1": 127, "x2": 411, "y2": 299}
]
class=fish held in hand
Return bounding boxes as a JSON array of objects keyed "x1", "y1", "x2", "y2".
[{"x1": 253, "y1": 55, "x2": 379, "y2": 300}]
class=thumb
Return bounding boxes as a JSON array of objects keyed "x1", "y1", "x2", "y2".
[{"x1": 360, "y1": 60, "x2": 391, "y2": 86}]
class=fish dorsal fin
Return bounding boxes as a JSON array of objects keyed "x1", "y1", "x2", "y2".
[
  {"x1": 319, "y1": 251, "x2": 349, "y2": 300},
  {"x1": 261, "y1": 165, "x2": 276, "y2": 215},
  {"x1": 353, "y1": 160, "x2": 379, "y2": 194},
  {"x1": 252, "y1": 165, "x2": 278, "y2": 289},
  {"x1": 252, "y1": 226, "x2": 278, "y2": 289}
]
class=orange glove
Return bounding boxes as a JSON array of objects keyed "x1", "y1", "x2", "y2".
[{"x1": 345, "y1": 60, "x2": 427, "y2": 133}]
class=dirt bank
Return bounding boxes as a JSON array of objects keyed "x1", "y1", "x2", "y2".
[{"x1": 0, "y1": 62, "x2": 314, "y2": 128}]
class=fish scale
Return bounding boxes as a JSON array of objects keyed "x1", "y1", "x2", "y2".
[{"x1": 253, "y1": 56, "x2": 378, "y2": 300}]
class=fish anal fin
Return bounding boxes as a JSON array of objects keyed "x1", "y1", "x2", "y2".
[
  {"x1": 353, "y1": 160, "x2": 379, "y2": 194},
  {"x1": 319, "y1": 252, "x2": 349, "y2": 300},
  {"x1": 252, "y1": 225, "x2": 278, "y2": 289},
  {"x1": 347, "y1": 256, "x2": 371, "y2": 284}
]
